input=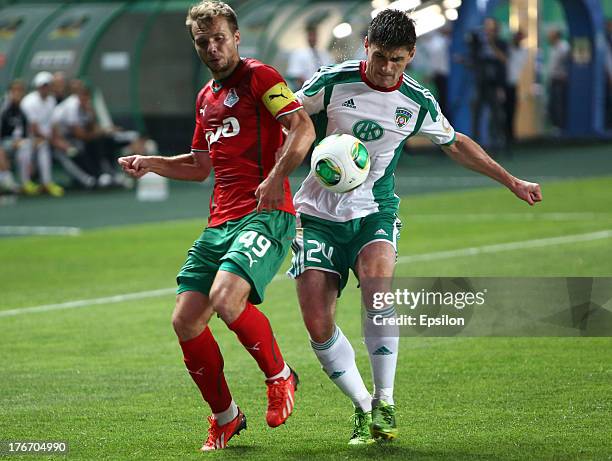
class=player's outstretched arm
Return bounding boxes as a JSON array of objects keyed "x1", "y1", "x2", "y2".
[
  {"x1": 255, "y1": 109, "x2": 315, "y2": 211},
  {"x1": 441, "y1": 132, "x2": 542, "y2": 206},
  {"x1": 118, "y1": 151, "x2": 212, "y2": 182}
]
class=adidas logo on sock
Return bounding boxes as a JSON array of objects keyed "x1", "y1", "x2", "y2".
[
  {"x1": 329, "y1": 370, "x2": 346, "y2": 379},
  {"x1": 342, "y1": 98, "x2": 357, "y2": 109},
  {"x1": 375, "y1": 229, "x2": 388, "y2": 236},
  {"x1": 373, "y1": 346, "x2": 393, "y2": 355}
]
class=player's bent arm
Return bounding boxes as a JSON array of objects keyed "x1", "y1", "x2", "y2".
[
  {"x1": 441, "y1": 132, "x2": 542, "y2": 205},
  {"x1": 270, "y1": 108, "x2": 315, "y2": 179},
  {"x1": 254, "y1": 109, "x2": 315, "y2": 211},
  {"x1": 441, "y1": 132, "x2": 515, "y2": 186},
  {"x1": 119, "y1": 151, "x2": 212, "y2": 182}
]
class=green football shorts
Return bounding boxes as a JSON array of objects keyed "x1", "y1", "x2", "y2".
[
  {"x1": 177, "y1": 210, "x2": 296, "y2": 304},
  {"x1": 287, "y1": 211, "x2": 402, "y2": 295}
]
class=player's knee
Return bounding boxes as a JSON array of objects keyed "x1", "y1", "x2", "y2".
[
  {"x1": 209, "y1": 289, "x2": 243, "y2": 324},
  {"x1": 171, "y1": 309, "x2": 195, "y2": 338},
  {"x1": 172, "y1": 295, "x2": 209, "y2": 339},
  {"x1": 358, "y1": 260, "x2": 390, "y2": 279},
  {"x1": 302, "y1": 309, "x2": 334, "y2": 343},
  {"x1": 308, "y1": 326, "x2": 335, "y2": 344},
  {"x1": 171, "y1": 315, "x2": 189, "y2": 339}
]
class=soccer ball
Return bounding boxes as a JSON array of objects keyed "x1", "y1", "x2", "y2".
[{"x1": 311, "y1": 134, "x2": 370, "y2": 193}]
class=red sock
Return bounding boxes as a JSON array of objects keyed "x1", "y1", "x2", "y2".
[
  {"x1": 179, "y1": 327, "x2": 232, "y2": 413},
  {"x1": 229, "y1": 302, "x2": 285, "y2": 378}
]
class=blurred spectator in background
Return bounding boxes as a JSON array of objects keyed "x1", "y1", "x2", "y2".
[
  {"x1": 286, "y1": 24, "x2": 333, "y2": 90},
  {"x1": 605, "y1": 19, "x2": 612, "y2": 130},
  {"x1": 19, "y1": 71, "x2": 64, "y2": 196},
  {"x1": 423, "y1": 27, "x2": 451, "y2": 116},
  {"x1": 49, "y1": 80, "x2": 97, "y2": 189},
  {"x1": 0, "y1": 80, "x2": 30, "y2": 194},
  {"x1": 546, "y1": 28, "x2": 570, "y2": 133},
  {"x1": 52, "y1": 80, "x2": 140, "y2": 188},
  {"x1": 0, "y1": 147, "x2": 17, "y2": 194},
  {"x1": 469, "y1": 18, "x2": 508, "y2": 149},
  {"x1": 505, "y1": 29, "x2": 528, "y2": 146},
  {"x1": 52, "y1": 71, "x2": 69, "y2": 104}
]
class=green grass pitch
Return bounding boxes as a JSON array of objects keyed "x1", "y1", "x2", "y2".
[{"x1": 1, "y1": 176, "x2": 611, "y2": 460}]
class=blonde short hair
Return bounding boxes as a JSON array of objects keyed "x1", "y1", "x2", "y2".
[{"x1": 185, "y1": 1, "x2": 238, "y2": 38}]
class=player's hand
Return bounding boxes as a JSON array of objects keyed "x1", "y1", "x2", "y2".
[
  {"x1": 511, "y1": 179, "x2": 542, "y2": 206},
  {"x1": 255, "y1": 175, "x2": 285, "y2": 212},
  {"x1": 118, "y1": 155, "x2": 151, "y2": 179}
]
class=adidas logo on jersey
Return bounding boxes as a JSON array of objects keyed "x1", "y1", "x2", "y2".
[
  {"x1": 342, "y1": 98, "x2": 357, "y2": 109},
  {"x1": 375, "y1": 229, "x2": 388, "y2": 236}
]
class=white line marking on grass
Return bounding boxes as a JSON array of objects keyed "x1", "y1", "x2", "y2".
[
  {"x1": 0, "y1": 276, "x2": 285, "y2": 318},
  {"x1": 409, "y1": 212, "x2": 612, "y2": 222},
  {"x1": 2, "y1": 229, "x2": 611, "y2": 318},
  {"x1": 395, "y1": 176, "x2": 581, "y2": 187},
  {"x1": 397, "y1": 229, "x2": 612, "y2": 264},
  {"x1": 0, "y1": 226, "x2": 82, "y2": 236},
  {"x1": 0, "y1": 288, "x2": 176, "y2": 318}
]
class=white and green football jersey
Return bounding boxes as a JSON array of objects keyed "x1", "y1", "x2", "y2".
[{"x1": 294, "y1": 60, "x2": 456, "y2": 222}]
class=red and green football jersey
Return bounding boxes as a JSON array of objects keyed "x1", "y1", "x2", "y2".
[{"x1": 191, "y1": 58, "x2": 302, "y2": 227}]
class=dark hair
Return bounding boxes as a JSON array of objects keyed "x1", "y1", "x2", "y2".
[
  {"x1": 8, "y1": 79, "x2": 25, "y2": 91},
  {"x1": 186, "y1": 1, "x2": 239, "y2": 39},
  {"x1": 368, "y1": 9, "x2": 416, "y2": 51}
]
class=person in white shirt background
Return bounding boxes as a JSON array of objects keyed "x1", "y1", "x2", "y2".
[
  {"x1": 52, "y1": 71, "x2": 69, "y2": 104},
  {"x1": 286, "y1": 24, "x2": 334, "y2": 90},
  {"x1": 422, "y1": 27, "x2": 451, "y2": 117},
  {"x1": 546, "y1": 28, "x2": 570, "y2": 132},
  {"x1": 505, "y1": 29, "x2": 529, "y2": 146},
  {"x1": 19, "y1": 71, "x2": 64, "y2": 197},
  {"x1": 52, "y1": 81, "x2": 140, "y2": 189}
]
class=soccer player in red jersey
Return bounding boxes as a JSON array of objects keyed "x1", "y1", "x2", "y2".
[{"x1": 119, "y1": 1, "x2": 315, "y2": 451}]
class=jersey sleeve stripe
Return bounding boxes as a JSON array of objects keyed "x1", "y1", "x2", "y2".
[
  {"x1": 440, "y1": 132, "x2": 456, "y2": 146},
  {"x1": 403, "y1": 75, "x2": 436, "y2": 102},
  {"x1": 191, "y1": 148, "x2": 209, "y2": 153},
  {"x1": 301, "y1": 62, "x2": 360, "y2": 95},
  {"x1": 303, "y1": 69, "x2": 361, "y2": 97},
  {"x1": 276, "y1": 105, "x2": 303, "y2": 120},
  {"x1": 400, "y1": 76, "x2": 440, "y2": 121}
]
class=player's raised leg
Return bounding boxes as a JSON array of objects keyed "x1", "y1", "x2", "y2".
[
  {"x1": 172, "y1": 291, "x2": 246, "y2": 451},
  {"x1": 211, "y1": 269, "x2": 298, "y2": 428},
  {"x1": 296, "y1": 270, "x2": 374, "y2": 445},
  {"x1": 356, "y1": 242, "x2": 399, "y2": 440}
]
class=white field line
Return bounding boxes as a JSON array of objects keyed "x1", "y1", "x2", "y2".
[
  {"x1": 1, "y1": 229, "x2": 611, "y2": 318},
  {"x1": 0, "y1": 288, "x2": 176, "y2": 318},
  {"x1": 394, "y1": 176, "x2": 582, "y2": 187},
  {"x1": 408, "y1": 212, "x2": 612, "y2": 222},
  {"x1": 397, "y1": 229, "x2": 612, "y2": 264},
  {"x1": 0, "y1": 214, "x2": 605, "y2": 237},
  {"x1": 0, "y1": 226, "x2": 82, "y2": 236}
]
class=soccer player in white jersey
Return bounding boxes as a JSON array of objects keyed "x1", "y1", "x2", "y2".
[{"x1": 288, "y1": 9, "x2": 542, "y2": 445}]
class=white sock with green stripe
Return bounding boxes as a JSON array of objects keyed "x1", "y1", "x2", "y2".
[
  {"x1": 365, "y1": 306, "x2": 399, "y2": 406},
  {"x1": 311, "y1": 325, "x2": 372, "y2": 411}
]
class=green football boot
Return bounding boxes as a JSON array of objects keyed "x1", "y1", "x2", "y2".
[
  {"x1": 348, "y1": 407, "x2": 375, "y2": 445},
  {"x1": 371, "y1": 401, "x2": 398, "y2": 440}
]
